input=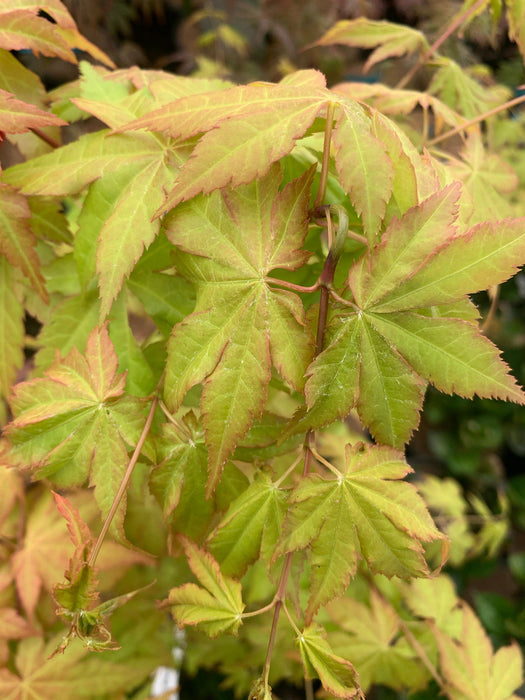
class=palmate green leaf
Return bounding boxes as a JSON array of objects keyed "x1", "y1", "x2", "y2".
[
  {"x1": 428, "y1": 57, "x2": 505, "y2": 119},
  {"x1": 276, "y1": 443, "x2": 444, "y2": 621},
  {"x1": 313, "y1": 18, "x2": 429, "y2": 73},
  {"x1": 208, "y1": 471, "x2": 287, "y2": 576},
  {"x1": 300, "y1": 187, "x2": 525, "y2": 446},
  {"x1": 4, "y1": 325, "x2": 146, "y2": 538},
  {"x1": 447, "y1": 134, "x2": 518, "y2": 224},
  {"x1": 0, "y1": 634, "x2": 157, "y2": 700},
  {"x1": 149, "y1": 423, "x2": 215, "y2": 540},
  {"x1": 0, "y1": 183, "x2": 47, "y2": 299},
  {"x1": 119, "y1": 71, "x2": 330, "y2": 213},
  {"x1": 433, "y1": 603, "x2": 524, "y2": 700},
  {"x1": 168, "y1": 537, "x2": 245, "y2": 637},
  {"x1": 4, "y1": 125, "x2": 187, "y2": 313},
  {"x1": 298, "y1": 623, "x2": 363, "y2": 699},
  {"x1": 326, "y1": 590, "x2": 428, "y2": 692},
  {"x1": 164, "y1": 165, "x2": 315, "y2": 493}
]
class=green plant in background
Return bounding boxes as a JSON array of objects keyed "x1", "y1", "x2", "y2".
[{"x1": 1, "y1": 1, "x2": 525, "y2": 699}]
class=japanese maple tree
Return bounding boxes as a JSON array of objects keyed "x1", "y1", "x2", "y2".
[{"x1": 0, "y1": 1, "x2": 524, "y2": 699}]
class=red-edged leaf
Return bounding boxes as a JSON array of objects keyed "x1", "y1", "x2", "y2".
[{"x1": 0, "y1": 88, "x2": 66, "y2": 133}]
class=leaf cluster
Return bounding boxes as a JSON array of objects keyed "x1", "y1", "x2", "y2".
[{"x1": 0, "y1": 2, "x2": 525, "y2": 700}]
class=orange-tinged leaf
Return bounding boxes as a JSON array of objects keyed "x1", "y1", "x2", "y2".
[
  {"x1": 0, "y1": 8, "x2": 75, "y2": 62},
  {"x1": 434, "y1": 603, "x2": 524, "y2": 700},
  {"x1": 157, "y1": 96, "x2": 327, "y2": 213},
  {"x1": 0, "y1": 634, "x2": 159, "y2": 699},
  {"x1": 326, "y1": 590, "x2": 427, "y2": 692},
  {"x1": 0, "y1": 88, "x2": 66, "y2": 133},
  {"x1": 164, "y1": 166, "x2": 315, "y2": 491},
  {"x1": 0, "y1": 1, "x2": 114, "y2": 66},
  {"x1": 0, "y1": 609, "x2": 34, "y2": 640},
  {"x1": 299, "y1": 195, "x2": 525, "y2": 446},
  {"x1": 4, "y1": 326, "x2": 146, "y2": 535},
  {"x1": 10, "y1": 490, "x2": 79, "y2": 619},
  {"x1": 313, "y1": 18, "x2": 429, "y2": 72}
]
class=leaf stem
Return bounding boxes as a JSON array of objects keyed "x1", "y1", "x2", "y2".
[
  {"x1": 329, "y1": 289, "x2": 359, "y2": 311},
  {"x1": 274, "y1": 451, "x2": 304, "y2": 488},
  {"x1": 281, "y1": 601, "x2": 302, "y2": 637},
  {"x1": 262, "y1": 552, "x2": 293, "y2": 686},
  {"x1": 241, "y1": 599, "x2": 278, "y2": 619},
  {"x1": 266, "y1": 278, "x2": 320, "y2": 294},
  {"x1": 308, "y1": 442, "x2": 342, "y2": 478},
  {"x1": 88, "y1": 395, "x2": 158, "y2": 568},
  {"x1": 398, "y1": 616, "x2": 446, "y2": 690},
  {"x1": 314, "y1": 102, "x2": 336, "y2": 208},
  {"x1": 396, "y1": 0, "x2": 489, "y2": 89},
  {"x1": 159, "y1": 399, "x2": 193, "y2": 442},
  {"x1": 427, "y1": 92, "x2": 525, "y2": 146},
  {"x1": 30, "y1": 127, "x2": 61, "y2": 149}
]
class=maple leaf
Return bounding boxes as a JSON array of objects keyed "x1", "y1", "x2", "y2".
[
  {"x1": 3, "y1": 325, "x2": 147, "y2": 538},
  {"x1": 149, "y1": 422, "x2": 215, "y2": 540},
  {"x1": 298, "y1": 623, "x2": 363, "y2": 699},
  {"x1": 447, "y1": 133, "x2": 518, "y2": 224},
  {"x1": 208, "y1": 471, "x2": 288, "y2": 576},
  {"x1": 0, "y1": 634, "x2": 159, "y2": 700},
  {"x1": 428, "y1": 57, "x2": 505, "y2": 119},
  {"x1": 3, "y1": 122, "x2": 188, "y2": 316},
  {"x1": 168, "y1": 537, "x2": 245, "y2": 637},
  {"x1": 433, "y1": 603, "x2": 524, "y2": 700},
  {"x1": 313, "y1": 18, "x2": 429, "y2": 73},
  {"x1": 0, "y1": 1, "x2": 113, "y2": 67},
  {"x1": 0, "y1": 183, "x2": 47, "y2": 300},
  {"x1": 297, "y1": 185, "x2": 525, "y2": 446},
  {"x1": 118, "y1": 71, "x2": 330, "y2": 213},
  {"x1": 326, "y1": 590, "x2": 429, "y2": 692},
  {"x1": 164, "y1": 165, "x2": 315, "y2": 492},
  {"x1": 275, "y1": 443, "x2": 444, "y2": 622}
]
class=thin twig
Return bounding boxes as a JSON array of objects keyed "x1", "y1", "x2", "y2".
[
  {"x1": 30, "y1": 127, "x2": 61, "y2": 149},
  {"x1": 428, "y1": 92, "x2": 525, "y2": 146},
  {"x1": 88, "y1": 395, "x2": 158, "y2": 568},
  {"x1": 396, "y1": 0, "x2": 489, "y2": 89}
]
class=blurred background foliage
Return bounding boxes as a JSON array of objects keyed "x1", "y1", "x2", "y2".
[{"x1": 16, "y1": 1, "x2": 525, "y2": 698}]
